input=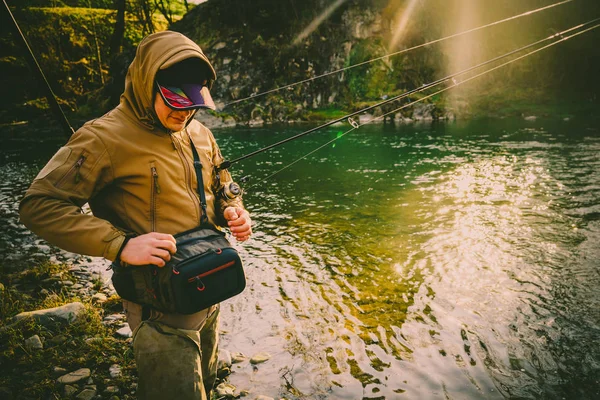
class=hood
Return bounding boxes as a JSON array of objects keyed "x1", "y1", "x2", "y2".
[{"x1": 119, "y1": 31, "x2": 217, "y2": 127}]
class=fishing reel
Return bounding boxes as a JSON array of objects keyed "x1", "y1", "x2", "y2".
[{"x1": 220, "y1": 181, "x2": 243, "y2": 200}]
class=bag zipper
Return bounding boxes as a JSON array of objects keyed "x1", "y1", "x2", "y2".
[
  {"x1": 56, "y1": 154, "x2": 86, "y2": 188},
  {"x1": 187, "y1": 260, "x2": 236, "y2": 283}
]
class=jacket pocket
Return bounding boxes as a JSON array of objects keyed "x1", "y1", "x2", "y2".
[
  {"x1": 55, "y1": 152, "x2": 87, "y2": 189},
  {"x1": 150, "y1": 162, "x2": 161, "y2": 232},
  {"x1": 34, "y1": 146, "x2": 72, "y2": 181}
]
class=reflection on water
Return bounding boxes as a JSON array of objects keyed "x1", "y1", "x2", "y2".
[{"x1": 1, "y1": 117, "x2": 599, "y2": 399}]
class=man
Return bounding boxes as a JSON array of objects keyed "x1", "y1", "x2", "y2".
[{"x1": 19, "y1": 31, "x2": 251, "y2": 399}]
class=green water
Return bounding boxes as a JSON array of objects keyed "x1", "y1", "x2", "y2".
[{"x1": 1, "y1": 117, "x2": 599, "y2": 399}]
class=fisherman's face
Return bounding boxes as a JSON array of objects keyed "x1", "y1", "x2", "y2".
[{"x1": 154, "y1": 94, "x2": 194, "y2": 132}]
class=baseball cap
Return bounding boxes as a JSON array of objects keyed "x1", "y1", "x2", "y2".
[{"x1": 155, "y1": 58, "x2": 216, "y2": 110}]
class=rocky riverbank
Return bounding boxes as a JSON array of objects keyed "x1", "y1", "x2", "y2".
[{"x1": 0, "y1": 254, "x2": 276, "y2": 400}]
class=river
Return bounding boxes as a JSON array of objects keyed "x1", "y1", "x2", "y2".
[{"x1": 1, "y1": 116, "x2": 599, "y2": 399}]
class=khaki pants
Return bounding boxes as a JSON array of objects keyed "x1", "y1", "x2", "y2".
[{"x1": 130, "y1": 306, "x2": 220, "y2": 400}]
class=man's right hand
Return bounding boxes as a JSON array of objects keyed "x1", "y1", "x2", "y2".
[{"x1": 119, "y1": 232, "x2": 177, "y2": 267}]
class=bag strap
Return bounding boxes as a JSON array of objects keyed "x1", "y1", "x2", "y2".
[{"x1": 187, "y1": 133, "x2": 209, "y2": 225}]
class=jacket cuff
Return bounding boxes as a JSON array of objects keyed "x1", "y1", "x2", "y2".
[{"x1": 103, "y1": 234, "x2": 126, "y2": 261}]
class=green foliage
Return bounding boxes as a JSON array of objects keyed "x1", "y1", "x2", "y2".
[{"x1": 0, "y1": 261, "x2": 136, "y2": 399}]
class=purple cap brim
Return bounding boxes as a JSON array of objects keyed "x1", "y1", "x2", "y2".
[{"x1": 156, "y1": 82, "x2": 216, "y2": 111}]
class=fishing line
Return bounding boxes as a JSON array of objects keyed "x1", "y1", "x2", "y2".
[
  {"x1": 223, "y1": 0, "x2": 575, "y2": 108},
  {"x1": 223, "y1": 16, "x2": 600, "y2": 172},
  {"x1": 245, "y1": 19, "x2": 600, "y2": 189},
  {"x1": 1, "y1": 0, "x2": 75, "y2": 137}
]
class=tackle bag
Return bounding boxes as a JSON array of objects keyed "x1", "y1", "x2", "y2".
[{"x1": 111, "y1": 224, "x2": 245, "y2": 314}]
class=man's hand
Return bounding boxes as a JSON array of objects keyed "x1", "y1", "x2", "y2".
[
  {"x1": 224, "y1": 207, "x2": 252, "y2": 242},
  {"x1": 120, "y1": 232, "x2": 177, "y2": 267}
]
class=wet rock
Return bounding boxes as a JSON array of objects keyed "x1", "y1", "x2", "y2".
[
  {"x1": 14, "y1": 302, "x2": 85, "y2": 326},
  {"x1": 412, "y1": 103, "x2": 435, "y2": 121},
  {"x1": 218, "y1": 349, "x2": 232, "y2": 369},
  {"x1": 109, "y1": 364, "x2": 122, "y2": 378},
  {"x1": 215, "y1": 382, "x2": 236, "y2": 398},
  {"x1": 57, "y1": 368, "x2": 91, "y2": 384},
  {"x1": 25, "y1": 334, "x2": 43, "y2": 350},
  {"x1": 358, "y1": 114, "x2": 373, "y2": 124},
  {"x1": 76, "y1": 388, "x2": 97, "y2": 400},
  {"x1": 250, "y1": 352, "x2": 271, "y2": 364},
  {"x1": 64, "y1": 385, "x2": 78, "y2": 397},
  {"x1": 116, "y1": 326, "x2": 132, "y2": 338},
  {"x1": 248, "y1": 117, "x2": 264, "y2": 127},
  {"x1": 231, "y1": 352, "x2": 247, "y2": 364}
]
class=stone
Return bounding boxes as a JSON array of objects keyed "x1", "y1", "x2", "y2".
[
  {"x1": 109, "y1": 364, "x2": 122, "y2": 378},
  {"x1": 52, "y1": 366, "x2": 68, "y2": 377},
  {"x1": 213, "y1": 42, "x2": 226, "y2": 50},
  {"x1": 14, "y1": 302, "x2": 85, "y2": 326},
  {"x1": 215, "y1": 382, "x2": 236, "y2": 397},
  {"x1": 75, "y1": 388, "x2": 97, "y2": 400},
  {"x1": 64, "y1": 385, "x2": 78, "y2": 397},
  {"x1": 25, "y1": 334, "x2": 43, "y2": 350},
  {"x1": 104, "y1": 386, "x2": 120, "y2": 394},
  {"x1": 104, "y1": 314, "x2": 125, "y2": 322},
  {"x1": 49, "y1": 334, "x2": 68, "y2": 345},
  {"x1": 231, "y1": 352, "x2": 246, "y2": 364},
  {"x1": 57, "y1": 368, "x2": 91, "y2": 384},
  {"x1": 62, "y1": 280, "x2": 74, "y2": 287},
  {"x1": 218, "y1": 349, "x2": 232, "y2": 369},
  {"x1": 358, "y1": 114, "x2": 373, "y2": 124},
  {"x1": 524, "y1": 115, "x2": 537, "y2": 121},
  {"x1": 115, "y1": 326, "x2": 132, "y2": 338},
  {"x1": 250, "y1": 352, "x2": 271, "y2": 364},
  {"x1": 91, "y1": 293, "x2": 107, "y2": 303}
]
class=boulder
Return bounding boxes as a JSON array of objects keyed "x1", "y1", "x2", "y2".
[{"x1": 14, "y1": 302, "x2": 85, "y2": 326}]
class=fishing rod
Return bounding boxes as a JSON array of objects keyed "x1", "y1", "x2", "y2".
[
  {"x1": 219, "y1": 16, "x2": 600, "y2": 171},
  {"x1": 249, "y1": 19, "x2": 600, "y2": 188},
  {"x1": 223, "y1": 0, "x2": 575, "y2": 108},
  {"x1": 1, "y1": 0, "x2": 75, "y2": 138}
]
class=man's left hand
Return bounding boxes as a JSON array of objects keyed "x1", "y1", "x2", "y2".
[{"x1": 224, "y1": 207, "x2": 252, "y2": 241}]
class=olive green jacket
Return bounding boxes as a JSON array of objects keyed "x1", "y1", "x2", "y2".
[{"x1": 19, "y1": 31, "x2": 242, "y2": 261}]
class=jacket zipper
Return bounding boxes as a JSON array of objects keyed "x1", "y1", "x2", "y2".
[
  {"x1": 151, "y1": 165, "x2": 160, "y2": 231},
  {"x1": 56, "y1": 154, "x2": 86, "y2": 188},
  {"x1": 187, "y1": 260, "x2": 236, "y2": 283}
]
